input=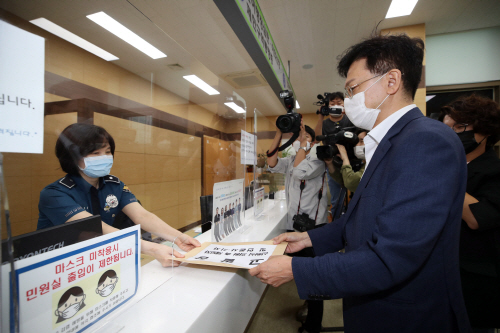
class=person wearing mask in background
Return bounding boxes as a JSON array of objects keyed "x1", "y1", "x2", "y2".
[
  {"x1": 327, "y1": 128, "x2": 367, "y2": 193},
  {"x1": 314, "y1": 92, "x2": 354, "y2": 219},
  {"x1": 38, "y1": 124, "x2": 201, "y2": 267},
  {"x1": 442, "y1": 94, "x2": 500, "y2": 333},
  {"x1": 267, "y1": 122, "x2": 327, "y2": 333},
  {"x1": 251, "y1": 34, "x2": 472, "y2": 333}
]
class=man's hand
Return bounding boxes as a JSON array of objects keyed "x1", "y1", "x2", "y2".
[
  {"x1": 335, "y1": 144, "x2": 349, "y2": 163},
  {"x1": 249, "y1": 255, "x2": 293, "y2": 287},
  {"x1": 175, "y1": 234, "x2": 201, "y2": 252},
  {"x1": 151, "y1": 243, "x2": 185, "y2": 267},
  {"x1": 273, "y1": 232, "x2": 312, "y2": 254}
]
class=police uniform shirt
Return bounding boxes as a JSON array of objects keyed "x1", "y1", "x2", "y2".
[{"x1": 37, "y1": 174, "x2": 138, "y2": 230}]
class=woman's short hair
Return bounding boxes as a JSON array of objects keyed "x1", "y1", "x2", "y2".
[
  {"x1": 56, "y1": 124, "x2": 115, "y2": 175},
  {"x1": 441, "y1": 94, "x2": 500, "y2": 147}
]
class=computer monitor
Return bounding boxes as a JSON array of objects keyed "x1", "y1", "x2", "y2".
[{"x1": 1, "y1": 215, "x2": 102, "y2": 264}]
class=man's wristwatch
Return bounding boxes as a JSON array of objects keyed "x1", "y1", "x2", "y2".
[{"x1": 298, "y1": 146, "x2": 310, "y2": 152}]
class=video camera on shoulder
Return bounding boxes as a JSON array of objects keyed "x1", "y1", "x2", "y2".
[
  {"x1": 316, "y1": 126, "x2": 363, "y2": 171},
  {"x1": 276, "y1": 90, "x2": 302, "y2": 133},
  {"x1": 315, "y1": 92, "x2": 343, "y2": 116}
]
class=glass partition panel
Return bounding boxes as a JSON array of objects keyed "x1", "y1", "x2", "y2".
[{"x1": 0, "y1": 0, "x2": 276, "y2": 330}]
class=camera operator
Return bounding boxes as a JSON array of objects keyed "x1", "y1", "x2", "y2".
[
  {"x1": 314, "y1": 92, "x2": 354, "y2": 218},
  {"x1": 267, "y1": 122, "x2": 327, "y2": 333},
  {"x1": 326, "y1": 128, "x2": 367, "y2": 193}
]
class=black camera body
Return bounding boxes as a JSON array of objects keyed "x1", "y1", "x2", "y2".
[
  {"x1": 276, "y1": 112, "x2": 301, "y2": 133},
  {"x1": 292, "y1": 212, "x2": 316, "y2": 232},
  {"x1": 276, "y1": 90, "x2": 302, "y2": 134},
  {"x1": 316, "y1": 126, "x2": 363, "y2": 171}
]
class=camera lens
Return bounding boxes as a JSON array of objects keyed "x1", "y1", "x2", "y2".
[{"x1": 277, "y1": 115, "x2": 292, "y2": 132}]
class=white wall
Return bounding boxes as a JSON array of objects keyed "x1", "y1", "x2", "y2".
[{"x1": 426, "y1": 26, "x2": 500, "y2": 87}]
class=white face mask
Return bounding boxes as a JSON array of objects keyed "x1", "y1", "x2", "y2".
[
  {"x1": 354, "y1": 146, "x2": 365, "y2": 160},
  {"x1": 329, "y1": 105, "x2": 344, "y2": 115},
  {"x1": 292, "y1": 141, "x2": 310, "y2": 153},
  {"x1": 344, "y1": 73, "x2": 390, "y2": 131}
]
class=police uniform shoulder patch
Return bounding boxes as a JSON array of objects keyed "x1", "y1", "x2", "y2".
[
  {"x1": 104, "y1": 175, "x2": 120, "y2": 184},
  {"x1": 59, "y1": 176, "x2": 75, "y2": 189}
]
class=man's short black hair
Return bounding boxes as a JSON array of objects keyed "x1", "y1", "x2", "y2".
[
  {"x1": 328, "y1": 92, "x2": 344, "y2": 102},
  {"x1": 337, "y1": 34, "x2": 424, "y2": 99},
  {"x1": 304, "y1": 125, "x2": 315, "y2": 142},
  {"x1": 56, "y1": 123, "x2": 115, "y2": 175}
]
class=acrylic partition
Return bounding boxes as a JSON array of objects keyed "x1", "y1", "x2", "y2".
[
  {"x1": 0, "y1": 1, "x2": 256, "y2": 332},
  {"x1": 252, "y1": 109, "x2": 286, "y2": 211}
]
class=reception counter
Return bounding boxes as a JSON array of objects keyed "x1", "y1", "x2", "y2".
[{"x1": 93, "y1": 199, "x2": 287, "y2": 333}]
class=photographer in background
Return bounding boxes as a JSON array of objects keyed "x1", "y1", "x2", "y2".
[
  {"x1": 267, "y1": 122, "x2": 327, "y2": 333},
  {"x1": 314, "y1": 92, "x2": 354, "y2": 218},
  {"x1": 327, "y1": 128, "x2": 367, "y2": 193}
]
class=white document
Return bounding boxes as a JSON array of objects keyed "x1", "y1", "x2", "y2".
[{"x1": 186, "y1": 243, "x2": 276, "y2": 269}]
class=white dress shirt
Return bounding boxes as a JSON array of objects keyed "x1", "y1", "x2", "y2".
[{"x1": 364, "y1": 104, "x2": 417, "y2": 170}]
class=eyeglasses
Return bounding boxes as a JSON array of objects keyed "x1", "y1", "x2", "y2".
[
  {"x1": 344, "y1": 73, "x2": 385, "y2": 98},
  {"x1": 452, "y1": 123, "x2": 469, "y2": 133}
]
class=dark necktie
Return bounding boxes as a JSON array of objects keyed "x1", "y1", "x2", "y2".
[{"x1": 90, "y1": 186, "x2": 101, "y2": 216}]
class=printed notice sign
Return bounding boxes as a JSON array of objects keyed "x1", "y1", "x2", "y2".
[
  {"x1": 254, "y1": 187, "x2": 265, "y2": 218},
  {"x1": 0, "y1": 21, "x2": 45, "y2": 153},
  {"x1": 178, "y1": 241, "x2": 287, "y2": 269},
  {"x1": 241, "y1": 130, "x2": 256, "y2": 165},
  {"x1": 212, "y1": 179, "x2": 244, "y2": 242},
  {"x1": 1, "y1": 226, "x2": 141, "y2": 333}
]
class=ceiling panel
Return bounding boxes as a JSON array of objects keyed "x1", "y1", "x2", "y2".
[{"x1": 1, "y1": 0, "x2": 499, "y2": 118}]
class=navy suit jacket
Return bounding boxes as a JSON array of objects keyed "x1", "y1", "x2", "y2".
[{"x1": 292, "y1": 108, "x2": 472, "y2": 332}]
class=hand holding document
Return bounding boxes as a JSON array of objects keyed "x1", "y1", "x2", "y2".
[{"x1": 176, "y1": 241, "x2": 287, "y2": 269}]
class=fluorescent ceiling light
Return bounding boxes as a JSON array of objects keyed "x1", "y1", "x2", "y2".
[
  {"x1": 224, "y1": 102, "x2": 246, "y2": 114},
  {"x1": 296, "y1": 100, "x2": 300, "y2": 109},
  {"x1": 87, "y1": 11, "x2": 166, "y2": 59},
  {"x1": 385, "y1": 0, "x2": 419, "y2": 18},
  {"x1": 183, "y1": 75, "x2": 220, "y2": 95},
  {"x1": 30, "y1": 18, "x2": 118, "y2": 61}
]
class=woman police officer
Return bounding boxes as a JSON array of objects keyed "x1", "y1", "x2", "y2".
[{"x1": 37, "y1": 123, "x2": 200, "y2": 267}]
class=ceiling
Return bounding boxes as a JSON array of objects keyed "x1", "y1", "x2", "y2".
[{"x1": 1, "y1": 0, "x2": 499, "y2": 117}]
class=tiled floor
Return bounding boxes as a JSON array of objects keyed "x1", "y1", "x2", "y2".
[{"x1": 246, "y1": 281, "x2": 344, "y2": 333}]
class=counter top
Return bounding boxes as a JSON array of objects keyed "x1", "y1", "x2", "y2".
[{"x1": 91, "y1": 199, "x2": 287, "y2": 333}]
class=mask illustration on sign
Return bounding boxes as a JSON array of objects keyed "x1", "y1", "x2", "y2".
[
  {"x1": 354, "y1": 146, "x2": 365, "y2": 160},
  {"x1": 79, "y1": 155, "x2": 113, "y2": 178},
  {"x1": 344, "y1": 73, "x2": 390, "y2": 131},
  {"x1": 55, "y1": 287, "x2": 86, "y2": 323},
  {"x1": 96, "y1": 269, "x2": 119, "y2": 297},
  {"x1": 457, "y1": 130, "x2": 485, "y2": 154}
]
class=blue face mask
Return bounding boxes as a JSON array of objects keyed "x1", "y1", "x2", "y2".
[{"x1": 79, "y1": 155, "x2": 113, "y2": 178}]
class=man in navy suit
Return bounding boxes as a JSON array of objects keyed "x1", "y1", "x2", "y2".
[{"x1": 250, "y1": 34, "x2": 472, "y2": 332}]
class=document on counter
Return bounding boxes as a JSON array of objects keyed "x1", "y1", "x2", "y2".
[{"x1": 177, "y1": 241, "x2": 288, "y2": 269}]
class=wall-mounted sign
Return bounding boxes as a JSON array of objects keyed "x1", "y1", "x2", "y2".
[
  {"x1": 212, "y1": 179, "x2": 244, "y2": 242},
  {"x1": 0, "y1": 21, "x2": 45, "y2": 154},
  {"x1": 2, "y1": 226, "x2": 141, "y2": 333},
  {"x1": 214, "y1": 0, "x2": 294, "y2": 102}
]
